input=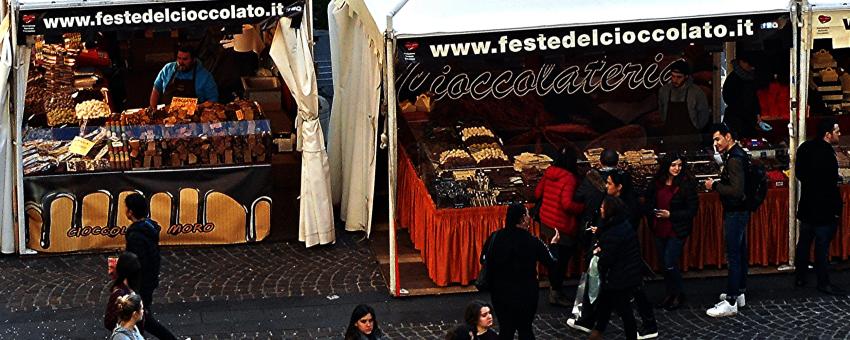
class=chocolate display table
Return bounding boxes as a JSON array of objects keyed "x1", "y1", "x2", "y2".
[{"x1": 397, "y1": 148, "x2": 835, "y2": 287}]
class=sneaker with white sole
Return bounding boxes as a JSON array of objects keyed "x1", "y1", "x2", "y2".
[
  {"x1": 706, "y1": 300, "x2": 738, "y2": 317},
  {"x1": 718, "y1": 293, "x2": 745, "y2": 307},
  {"x1": 567, "y1": 317, "x2": 592, "y2": 333}
]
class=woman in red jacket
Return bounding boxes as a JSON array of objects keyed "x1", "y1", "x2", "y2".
[{"x1": 534, "y1": 147, "x2": 584, "y2": 306}]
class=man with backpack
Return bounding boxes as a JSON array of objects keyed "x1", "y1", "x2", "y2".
[
  {"x1": 795, "y1": 118, "x2": 847, "y2": 296},
  {"x1": 704, "y1": 123, "x2": 754, "y2": 317}
]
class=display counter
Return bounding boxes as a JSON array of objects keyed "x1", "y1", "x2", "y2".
[{"x1": 398, "y1": 147, "x2": 810, "y2": 287}]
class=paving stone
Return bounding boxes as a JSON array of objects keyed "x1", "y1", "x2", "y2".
[{"x1": 4, "y1": 229, "x2": 850, "y2": 339}]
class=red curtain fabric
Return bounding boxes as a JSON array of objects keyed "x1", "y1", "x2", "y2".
[
  {"x1": 398, "y1": 150, "x2": 847, "y2": 287},
  {"x1": 832, "y1": 186, "x2": 850, "y2": 259}
]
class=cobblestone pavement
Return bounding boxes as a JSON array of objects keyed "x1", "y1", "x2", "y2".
[
  {"x1": 3, "y1": 229, "x2": 850, "y2": 339},
  {"x1": 0, "y1": 230, "x2": 383, "y2": 313}
]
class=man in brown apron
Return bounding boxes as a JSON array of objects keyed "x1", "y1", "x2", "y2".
[
  {"x1": 150, "y1": 45, "x2": 219, "y2": 108},
  {"x1": 657, "y1": 60, "x2": 710, "y2": 152}
]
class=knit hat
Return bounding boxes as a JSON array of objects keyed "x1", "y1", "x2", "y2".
[{"x1": 669, "y1": 59, "x2": 691, "y2": 75}]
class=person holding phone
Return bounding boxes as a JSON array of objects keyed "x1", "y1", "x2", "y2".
[{"x1": 644, "y1": 153, "x2": 699, "y2": 310}]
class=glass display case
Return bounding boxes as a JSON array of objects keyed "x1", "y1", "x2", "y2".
[{"x1": 22, "y1": 102, "x2": 271, "y2": 177}]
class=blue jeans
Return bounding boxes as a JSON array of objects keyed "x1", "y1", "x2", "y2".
[
  {"x1": 795, "y1": 221, "x2": 838, "y2": 286},
  {"x1": 724, "y1": 211, "x2": 751, "y2": 299},
  {"x1": 655, "y1": 237, "x2": 685, "y2": 295}
]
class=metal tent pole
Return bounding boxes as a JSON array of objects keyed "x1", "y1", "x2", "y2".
[
  {"x1": 783, "y1": 1, "x2": 804, "y2": 271},
  {"x1": 792, "y1": 1, "x2": 814, "y2": 269},
  {"x1": 385, "y1": 0, "x2": 411, "y2": 298},
  {"x1": 385, "y1": 15, "x2": 398, "y2": 297}
]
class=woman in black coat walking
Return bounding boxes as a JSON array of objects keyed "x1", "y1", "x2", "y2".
[
  {"x1": 590, "y1": 196, "x2": 643, "y2": 340},
  {"x1": 644, "y1": 153, "x2": 699, "y2": 310},
  {"x1": 482, "y1": 203, "x2": 559, "y2": 340}
]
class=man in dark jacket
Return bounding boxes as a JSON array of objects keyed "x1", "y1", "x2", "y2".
[
  {"x1": 795, "y1": 118, "x2": 846, "y2": 296},
  {"x1": 704, "y1": 124, "x2": 750, "y2": 318},
  {"x1": 124, "y1": 193, "x2": 177, "y2": 340},
  {"x1": 722, "y1": 54, "x2": 761, "y2": 139},
  {"x1": 484, "y1": 203, "x2": 558, "y2": 340}
]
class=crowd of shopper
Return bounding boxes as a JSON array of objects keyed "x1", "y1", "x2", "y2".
[
  {"x1": 457, "y1": 120, "x2": 847, "y2": 339},
  {"x1": 101, "y1": 120, "x2": 847, "y2": 340}
]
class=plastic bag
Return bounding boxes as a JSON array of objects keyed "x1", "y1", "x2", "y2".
[
  {"x1": 587, "y1": 255, "x2": 601, "y2": 304},
  {"x1": 572, "y1": 272, "x2": 588, "y2": 319}
]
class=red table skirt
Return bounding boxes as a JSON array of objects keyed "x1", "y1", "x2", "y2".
[{"x1": 398, "y1": 149, "x2": 850, "y2": 287}]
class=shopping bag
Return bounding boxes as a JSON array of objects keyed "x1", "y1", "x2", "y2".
[
  {"x1": 107, "y1": 255, "x2": 119, "y2": 280},
  {"x1": 571, "y1": 272, "x2": 588, "y2": 319},
  {"x1": 475, "y1": 231, "x2": 499, "y2": 291},
  {"x1": 587, "y1": 255, "x2": 601, "y2": 304}
]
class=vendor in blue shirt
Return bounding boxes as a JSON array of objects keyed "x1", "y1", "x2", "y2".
[{"x1": 149, "y1": 45, "x2": 219, "y2": 108}]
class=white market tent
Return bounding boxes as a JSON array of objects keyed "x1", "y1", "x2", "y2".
[
  {"x1": 798, "y1": 0, "x2": 850, "y2": 141},
  {"x1": 328, "y1": 0, "x2": 796, "y2": 294},
  {"x1": 0, "y1": 4, "x2": 13, "y2": 254},
  {"x1": 5, "y1": 0, "x2": 335, "y2": 253}
]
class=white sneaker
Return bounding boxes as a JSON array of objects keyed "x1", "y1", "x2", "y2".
[
  {"x1": 718, "y1": 293, "x2": 746, "y2": 307},
  {"x1": 706, "y1": 300, "x2": 738, "y2": 317},
  {"x1": 566, "y1": 318, "x2": 591, "y2": 333}
]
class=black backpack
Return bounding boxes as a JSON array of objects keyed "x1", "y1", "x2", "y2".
[{"x1": 733, "y1": 152, "x2": 769, "y2": 212}]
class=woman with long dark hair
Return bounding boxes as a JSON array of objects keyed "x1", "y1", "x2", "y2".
[
  {"x1": 463, "y1": 300, "x2": 497, "y2": 339},
  {"x1": 589, "y1": 196, "x2": 643, "y2": 340},
  {"x1": 104, "y1": 252, "x2": 144, "y2": 332},
  {"x1": 483, "y1": 203, "x2": 559, "y2": 340},
  {"x1": 605, "y1": 170, "x2": 640, "y2": 229},
  {"x1": 644, "y1": 153, "x2": 699, "y2": 310},
  {"x1": 344, "y1": 304, "x2": 385, "y2": 340},
  {"x1": 533, "y1": 147, "x2": 584, "y2": 306}
]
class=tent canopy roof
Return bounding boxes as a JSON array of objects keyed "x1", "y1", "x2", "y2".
[
  {"x1": 808, "y1": 1, "x2": 850, "y2": 10},
  {"x1": 363, "y1": 0, "x2": 793, "y2": 38}
]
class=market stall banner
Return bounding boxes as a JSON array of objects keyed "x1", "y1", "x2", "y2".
[
  {"x1": 18, "y1": 0, "x2": 302, "y2": 37},
  {"x1": 398, "y1": 13, "x2": 789, "y2": 62},
  {"x1": 812, "y1": 10, "x2": 850, "y2": 48},
  {"x1": 23, "y1": 166, "x2": 272, "y2": 253},
  {"x1": 396, "y1": 13, "x2": 790, "y2": 102}
]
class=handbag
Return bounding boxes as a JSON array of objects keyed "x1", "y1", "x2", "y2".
[
  {"x1": 529, "y1": 178, "x2": 545, "y2": 222},
  {"x1": 475, "y1": 230, "x2": 499, "y2": 291},
  {"x1": 529, "y1": 196, "x2": 543, "y2": 223}
]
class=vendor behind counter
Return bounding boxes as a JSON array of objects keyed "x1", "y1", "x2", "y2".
[{"x1": 150, "y1": 44, "x2": 219, "y2": 107}]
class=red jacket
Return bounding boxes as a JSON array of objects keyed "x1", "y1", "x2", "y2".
[{"x1": 534, "y1": 166, "x2": 584, "y2": 236}]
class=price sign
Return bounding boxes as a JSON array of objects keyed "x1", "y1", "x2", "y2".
[
  {"x1": 170, "y1": 97, "x2": 198, "y2": 115},
  {"x1": 69, "y1": 136, "x2": 95, "y2": 155}
]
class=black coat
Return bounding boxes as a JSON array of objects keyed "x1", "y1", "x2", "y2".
[
  {"x1": 796, "y1": 139, "x2": 843, "y2": 224},
  {"x1": 722, "y1": 69, "x2": 760, "y2": 138},
  {"x1": 643, "y1": 177, "x2": 700, "y2": 239},
  {"x1": 125, "y1": 219, "x2": 162, "y2": 295},
  {"x1": 714, "y1": 144, "x2": 748, "y2": 212},
  {"x1": 597, "y1": 217, "x2": 643, "y2": 291},
  {"x1": 482, "y1": 226, "x2": 557, "y2": 305},
  {"x1": 574, "y1": 168, "x2": 618, "y2": 232}
]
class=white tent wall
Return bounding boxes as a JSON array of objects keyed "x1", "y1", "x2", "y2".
[
  {"x1": 12, "y1": 46, "x2": 30, "y2": 254},
  {"x1": 327, "y1": 0, "x2": 383, "y2": 235},
  {"x1": 0, "y1": 12, "x2": 14, "y2": 254},
  {"x1": 270, "y1": 4, "x2": 337, "y2": 247}
]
